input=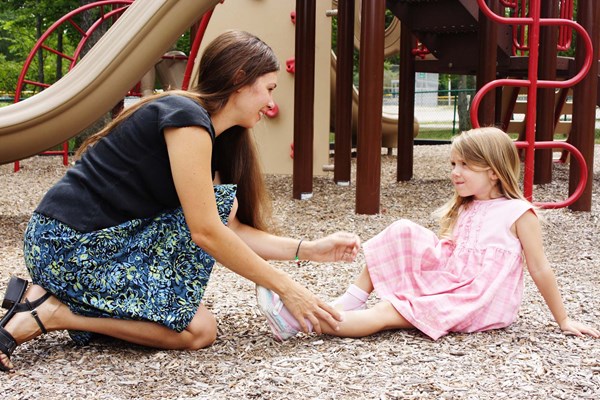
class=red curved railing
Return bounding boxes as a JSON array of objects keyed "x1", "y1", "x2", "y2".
[
  {"x1": 13, "y1": 1, "x2": 133, "y2": 172},
  {"x1": 471, "y1": 0, "x2": 592, "y2": 208},
  {"x1": 502, "y1": 0, "x2": 574, "y2": 55},
  {"x1": 14, "y1": 1, "x2": 133, "y2": 102},
  {"x1": 12, "y1": 1, "x2": 216, "y2": 173},
  {"x1": 69, "y1": 3, "x2": 135, "y2": 71}
]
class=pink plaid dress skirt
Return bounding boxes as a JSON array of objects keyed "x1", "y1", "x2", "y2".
[{"x1": 364, "y1": 198, "x2": 533, "y2": 340}]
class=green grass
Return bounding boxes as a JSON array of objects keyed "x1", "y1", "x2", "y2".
[
  {"x1": 416, "y1": 128, "x2": 600, "y2": 144},
  {"x1": 415, "y1": 129, "x2": 456, "y2": 140},
  {"x1": 330, "y1": 128, "x2": 600, "y2": 145}
]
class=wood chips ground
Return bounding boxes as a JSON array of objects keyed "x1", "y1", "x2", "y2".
[{"x1": 1, "y1": 145, "x2": 598, "y2": 399}]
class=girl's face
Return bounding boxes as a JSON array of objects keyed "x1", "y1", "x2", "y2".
[
  {"x1": 230, "y1": 72, "x2": 278, "y2": 128},
  {"x1": 450, "y1": 150, "x2": 500, "y2": 200}
]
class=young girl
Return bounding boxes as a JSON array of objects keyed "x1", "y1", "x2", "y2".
[{"x1": 256, "y1": 127, "x2": 600, "y2": 341}]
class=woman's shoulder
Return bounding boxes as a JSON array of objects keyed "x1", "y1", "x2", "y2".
[
  {"x1": 146, "y1": 93, "x2": 212, "y2": 128},
  {"x1": 155, "y1": 93, "x2": 205, "y2": 110}
]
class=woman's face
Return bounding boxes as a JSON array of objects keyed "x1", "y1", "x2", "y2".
[{"x1": 230, "y1": 72, "x2": 278, "y2": 128}]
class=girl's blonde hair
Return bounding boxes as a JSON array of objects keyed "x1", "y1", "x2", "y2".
[
  {"x1": 76, "y1": 30, "x2": 279, "y2": 231},
  {"x1": 436, "y1": 127, "x2": 527, "y2": 238}
]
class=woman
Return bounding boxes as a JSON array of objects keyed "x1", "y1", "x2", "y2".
[{"x1": 0, "y1": 30, "x2": 360, "y2": 372}]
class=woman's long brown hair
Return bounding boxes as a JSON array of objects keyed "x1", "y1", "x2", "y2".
[{"x1": 77, "y1": 30, "x2": 279, "y2": 231}]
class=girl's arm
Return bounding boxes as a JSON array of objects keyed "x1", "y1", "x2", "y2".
[
  {"x1": 165, "y1": 126, "x2": 341, "y2": 334},
  {"x1": 227, "y1": 211, "x2": 360, "y2": 263},
  {"x1": 516, "y1": 210, "x2": 599, "y2": 338}
]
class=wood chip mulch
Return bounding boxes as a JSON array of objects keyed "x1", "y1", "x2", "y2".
[{"x1": 1, "y1": 145, "x2": 598, "y2": 399}]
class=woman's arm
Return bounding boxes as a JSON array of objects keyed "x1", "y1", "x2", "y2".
[
  {"x1": 164, "y1": 126, "x2": 341, "y2": 333},
  {"x1": 228, "y1": 213, "x2": 360, "y2": 263},
  {"x1": 516, "y1": 211, "x2": 599, "y2": 337}
]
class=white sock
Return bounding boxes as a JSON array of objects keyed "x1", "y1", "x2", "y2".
[{"x1": 331, "y1": 284, "x2": 369, "y2": 311}]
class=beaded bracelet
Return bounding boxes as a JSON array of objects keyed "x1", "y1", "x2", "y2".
[{"x1": 294, "y1": 238, "x2": 304, "y2": 265}]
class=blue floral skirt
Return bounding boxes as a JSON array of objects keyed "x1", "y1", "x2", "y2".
[{"x1": 23, "y1": 184, "x2": 236, "y2": 345}]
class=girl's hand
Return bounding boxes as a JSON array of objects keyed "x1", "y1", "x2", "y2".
[
  {"x1": 559, "y1": 317, "x2": 600, "y2": 338},
  {"x1": 302, "y1": 232, "x2": 361, "y2": 263}
]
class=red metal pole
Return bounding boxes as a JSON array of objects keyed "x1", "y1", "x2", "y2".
[
  {"x1": 182, "y1": 9, "x2": 214, "y2": 91},
  {"x1": 521, "y1": 0, "x2": 542, "y2": 201},
  {"x1": 534, "y1": 0, "x2": 559, "y2": 185}
]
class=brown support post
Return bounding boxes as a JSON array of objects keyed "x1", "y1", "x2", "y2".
[
  {"x1": 534, "y1": 0, "x2": 559, "y2": 184},
  {"x1": 397, "y1": 22, "x2": 415, "y2": 181},
  {"x1": 476, "y1": 0, "x2": 498, "y2": 126},
  {"x1": 356, "y1": 0, "x2": 385, "y2": 214},
  {"x1": 494, "y1": 87, "x2": 503, "y2": 125},
  {"x1": 293, "y1": 0, "x2": 316, "y2": 200},
  {"x1": 569, "y1": 0, "x2": 599, "y2": 211},
  {"x1": 333, "y1": 0, "x2": 355, "y2": 185}
]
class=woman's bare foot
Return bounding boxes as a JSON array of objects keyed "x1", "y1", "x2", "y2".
[{"x1": 0, "y1": 285, "x2": 67, "y2": 370}]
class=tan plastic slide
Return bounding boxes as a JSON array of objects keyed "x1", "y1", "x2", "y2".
[{"x1": 0, "y1": 0, "x2": 221, "y2": 165}]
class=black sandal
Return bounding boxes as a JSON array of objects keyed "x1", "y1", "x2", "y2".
[{"x1": 0, "y1": 276, "x2": 51, "y2": 372}]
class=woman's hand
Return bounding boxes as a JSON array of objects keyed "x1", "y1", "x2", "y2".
[
  {"x1": 559, "y1": 317, "x2": 600, "y2": 338},
  {"x1": 278, "y1": 280, "x2": 342, "y2": 334},
  {"x1": 301, "y1": 232, "x2": 361, "y2": 263}
]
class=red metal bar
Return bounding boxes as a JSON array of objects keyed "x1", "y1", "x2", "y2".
[
  {"x1": 472, "y1": 0, "x2": 592, "y2": 207},
  {"x1": 66, "y1": 18, "x2": 88, "y2": 37},
  {"x1": 181, "y1": 10, "x2": 214, "y2": 91},
  {"x1": 70, "y1": 6, "x2": 132, "y2": 68},
  {"x1": 507, "y1": 1, "x2": 574, "y2": 53},
  {"x1": 515, "y1": 141, "x2": 587, "y2": 208},
  {"x1": 13, "y1": 1, "x2": 133, "y2": 172},
  {"x1": 22, "y1": 80, "x2": 50, "y2": 89},
  {"x1": 534, "y1": 0, "x2": 559, "y2": 184},
  {"x1": 558, "y1": 0, "x2": 574, "y2": 50},
  {"x1": 14, "y1": 1, "x2": 132, "y2": 102},
  {"x1": 40, "y1": 45, "x2": 76, "y2": 62}
]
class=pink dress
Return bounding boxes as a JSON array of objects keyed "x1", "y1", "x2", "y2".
[{"x1": 363, "y1": 197, "x2": 534, "y2": 340}]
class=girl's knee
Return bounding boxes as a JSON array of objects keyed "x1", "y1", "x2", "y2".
[{"x1": 373, "y1": 301, "x2": 412, "y2": 330}]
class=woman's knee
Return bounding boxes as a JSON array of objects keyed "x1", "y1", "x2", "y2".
[{"x1": 183, "y1": 305, "x2": 217, "y2": 350}]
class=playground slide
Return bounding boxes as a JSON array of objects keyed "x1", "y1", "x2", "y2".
[{"x1": 0, "y1": 0, "x2": 221, "y2": 165}]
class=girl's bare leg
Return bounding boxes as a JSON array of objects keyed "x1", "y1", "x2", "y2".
[
  {"x1": 322, "y1": 301, "x2": 414, "y2": 337},
  {"x1": 1, "y1": 285, "x2": 216, "y2": 370},
  {"x1": 353, "y1": 266, "x2": 374, "y2": 293}
]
